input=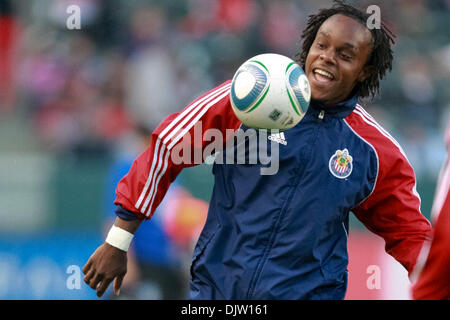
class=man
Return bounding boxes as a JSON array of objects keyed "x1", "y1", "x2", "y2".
[
  {"x1": 83, "y1": 2, "x2": 431, "y2": 299},
  {"x1": 411, "y1": 121, "x2": 450, "y2": 300}
]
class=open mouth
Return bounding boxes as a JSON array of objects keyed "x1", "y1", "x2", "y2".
[{"x1": 312, "y1": 68, "x2": 335, "y2": 83}]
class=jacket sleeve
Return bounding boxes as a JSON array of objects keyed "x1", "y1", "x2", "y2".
[
  {"x1": 352, "y1": 135, "x2": 432, "y2": 276},
  {"x1": 411, "y1": 124, "x2": 450, "y2": 299},
  {"x1": 114, "y1": 81, "x2": 241, "y2": 220},
  {"x1": 411, "y1": 184, "x2": 450, "y2": 299}
]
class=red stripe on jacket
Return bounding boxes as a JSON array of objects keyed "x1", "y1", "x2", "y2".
[
  {"x1": 114, "y1": 81, "x2": 241, "y2": 219},
  {"x1": 345, "y1": 107, "x2": 432, "y2": 276}
]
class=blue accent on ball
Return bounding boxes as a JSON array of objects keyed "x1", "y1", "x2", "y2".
[
  {"x1": 231, "y1": 64, "x2": 268, "y2": 111},
  {"x1": 288, "y1": 65, "x2": 309, "y2": 114}
]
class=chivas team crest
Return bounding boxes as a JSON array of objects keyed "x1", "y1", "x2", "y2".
[{"x1": 329, "y1": 148, "x2": 353, "y2": 179}]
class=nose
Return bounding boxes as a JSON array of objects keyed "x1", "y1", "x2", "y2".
[{"x1": 319, "y1": 51, "x2": 337, "y2": 65}]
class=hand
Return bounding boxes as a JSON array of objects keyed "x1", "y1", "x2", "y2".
[{"x1": 83, "y1": 242, "x2": 127, "y2": 298}]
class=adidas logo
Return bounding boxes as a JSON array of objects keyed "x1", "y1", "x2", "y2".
[{"x1": 268, "y1": 132, "x2": 287, "y2": 145}]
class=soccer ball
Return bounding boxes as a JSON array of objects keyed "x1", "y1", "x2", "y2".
[{"x1": 230, "y1": 53, "x2": 311, "y2": 130}]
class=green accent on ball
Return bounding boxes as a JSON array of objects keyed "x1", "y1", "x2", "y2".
[
  {"x1": 250, "y1": 60, "x2": 269, "y2": 73},
  {"x1": 285, "y1": 61, "x2": 296, "y2": 73},
  {"x1": 245, "y1": 84, "x2": 270, "y2": 113},
  {"x1": 285, "y1": 61, "x2": 301, "y2": 116},
  {"x1": 285, "y1": 85, "x2": 301, "y2": 116}
]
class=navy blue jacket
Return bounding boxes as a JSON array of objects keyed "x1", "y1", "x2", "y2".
[{"x1": 115, "y1": 81, "x2": 431, "y2": 299}]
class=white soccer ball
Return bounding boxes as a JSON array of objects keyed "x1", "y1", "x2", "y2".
[{"x1": 230, "y1": 53, "x2": 311, "y2": 130}]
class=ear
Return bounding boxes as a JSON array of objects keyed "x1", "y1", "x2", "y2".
[{"x1": 357, "y1": 65, "x2": 373, "y2": 83}]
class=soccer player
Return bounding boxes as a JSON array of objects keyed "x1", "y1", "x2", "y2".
[
  {"x1": 411, "y1": 121, "x2": 450, "y2": 300},
  {"x1": 83, "y1": 2, "x2": 432, "y2": 299}
]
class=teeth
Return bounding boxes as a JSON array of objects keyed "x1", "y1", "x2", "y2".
[{"x1": 314, "y1": 69, "x2": 334, "y2": 79}]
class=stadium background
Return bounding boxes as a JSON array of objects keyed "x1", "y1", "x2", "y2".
[{"x1": 0, "y1": 0, "x2": 448, "y2": 299}]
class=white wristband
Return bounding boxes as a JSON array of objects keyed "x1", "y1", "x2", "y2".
[{"x1": 105, "y1": 225, "x2": 134, "y2": 252}]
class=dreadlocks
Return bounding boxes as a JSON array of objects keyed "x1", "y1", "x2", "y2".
[{"x1": 296, "y1": 1, "x2": 395, "y2": 99}]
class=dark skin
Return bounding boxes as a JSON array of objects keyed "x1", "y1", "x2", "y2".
[
  {"x1": 82, "y1": 13, "x2": 376, "y2": 298},
  {"x1": 305, "y1": 14, "x2": 374, "y2": 105},
  {"x1": 83, "y1": 217, "x2": 141, "y2": 297}
]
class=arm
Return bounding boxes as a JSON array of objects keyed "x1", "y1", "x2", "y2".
[
  {"x1": 353, "y1": 141, "x2": 432, "y2": 276},
  {"x1": 411, "y1": 125, "x2": 450, "y2": 299},
  {"x1": 83, "y1": 81, "x2": 240, "y2": 297},
  {"x1": 83, "y1": 217, "x2": 142, "y2": 297},
  {"x1": 411, "y1": 189, "x2": 450, "y2": 299},
  {"x1": 114, "y1": 80, "x2": 239, "y2": 219}
]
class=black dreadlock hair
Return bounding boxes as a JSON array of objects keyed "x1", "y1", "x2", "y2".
[{"x1": 296, "y1": 1, "x2": 395, "y2": 100}]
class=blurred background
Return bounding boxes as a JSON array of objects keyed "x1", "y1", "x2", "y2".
[{"x1": 0, "y1": 0, "x2": 448, "y2": 300}]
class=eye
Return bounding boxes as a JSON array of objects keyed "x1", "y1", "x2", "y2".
[
  {"x1": 317, "y1": 43, "x2": 326, "y2": 49},
  {"x1": 340, "y1": 53, "x2": 352, "y2": 61}
]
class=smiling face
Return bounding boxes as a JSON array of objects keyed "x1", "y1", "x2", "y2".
[{"x1": 305, "y1": 14, "x2": 374, "y2": 106}]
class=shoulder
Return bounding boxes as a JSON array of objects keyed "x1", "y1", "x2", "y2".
[
  {"x1": 345, "y1": 105, "x2": 422, "y2": 210},
  {"x1": 153, "y1": 80, "x2": 236, "y2": 139},
  {"x1": 189, "y1": 80, "x2": 232, "y2": 107},
  {"x1": 344, "y1": 105, "x2": 420, "y2": 203},
  {"x1": 344, "y1": 104, "x2": 412, "y2": 170}
]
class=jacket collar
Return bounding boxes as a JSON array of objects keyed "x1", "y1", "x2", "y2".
[{"x1": 308, "y1": 94, "x2": 358, "y2": 119}]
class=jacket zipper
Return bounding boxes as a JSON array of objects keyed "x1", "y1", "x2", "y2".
[
  {"x1": 318, "y1": 110, "x2": 325, "y2": 121},
  {"x1": 246, "y1": 173, "x2": 302, "y2": 299},
  {"x1": 246, "y1": 111, "x2": 325, "y2": 298}
]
